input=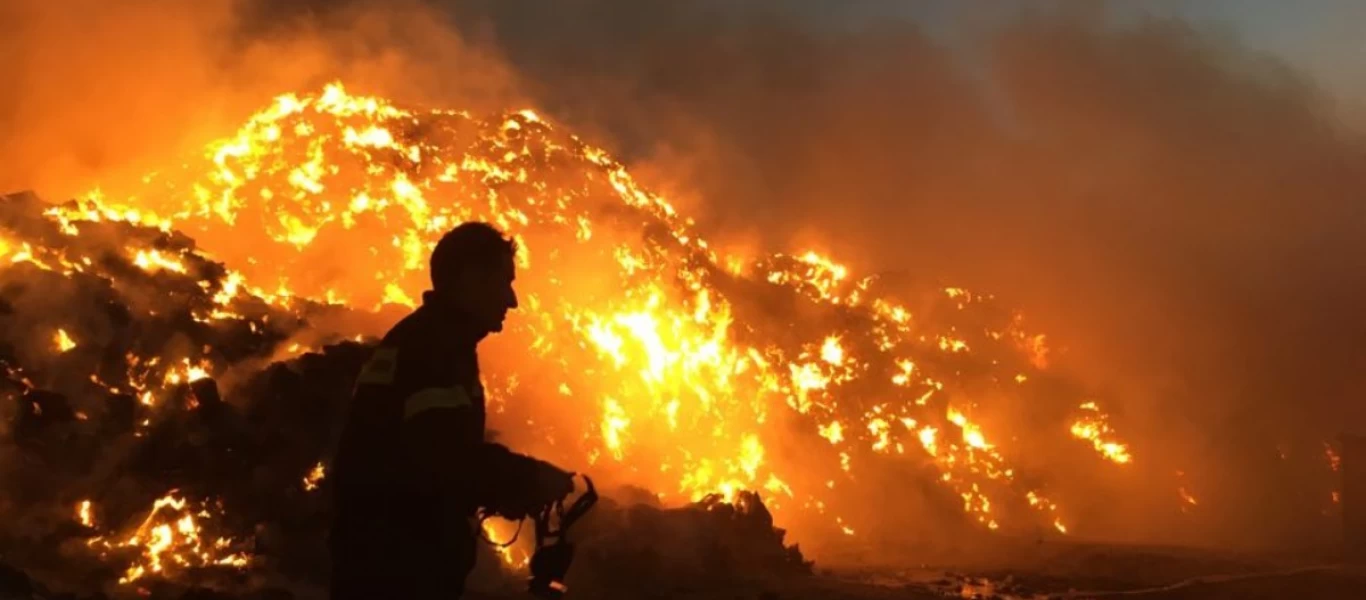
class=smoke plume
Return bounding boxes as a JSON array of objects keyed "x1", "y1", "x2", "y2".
[
  {"x1": 437, "y1": 0, "x2": 1366, "y2": 550},
  {"x1": 0, "y1": 0, "x2": 517, "y2": 200}
]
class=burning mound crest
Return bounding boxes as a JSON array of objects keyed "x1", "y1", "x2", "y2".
[{"x1": 0, "y1": 83, "x2": 1139, "y2": 593}]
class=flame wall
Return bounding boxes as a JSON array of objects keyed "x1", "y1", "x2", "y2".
[{"x1": 38, "y1": 85, "x2": 1147, "y2": 555}]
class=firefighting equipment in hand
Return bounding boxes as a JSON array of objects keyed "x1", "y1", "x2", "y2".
[
  {"x1": 476, "y1": 474, "x2": 597, "y2": 598},
  {"x1": 476, "y1": 450, "x2": 576, "y2": 520},
  {"x1": 527, "y1": 474, "x2": 598, "y2": 599}
]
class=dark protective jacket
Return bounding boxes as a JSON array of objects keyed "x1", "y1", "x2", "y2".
[{"x1": 329, "y1": 302, "x2": 517, "y2": 599}]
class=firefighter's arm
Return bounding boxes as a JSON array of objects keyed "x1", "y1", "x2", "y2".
[
  {"x1": 399, "y1": 385, "x2": 495, "y2": 496},
  {"x1": 398, "y1": 386, "x2": 571, "y2": 504}
]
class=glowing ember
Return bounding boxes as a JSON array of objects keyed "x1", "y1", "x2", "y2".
[
  {"x1": 1070, "y1": 402, "x2": 1132, "y2": 464},
  {"x1": 820, "y1": 336, "x2": 844, "y2": 365},
  {"x1": 30, "y1": 82, "x2": 1144, "y2": 544},
  {"x1": 1325, "y1": 442, "x2": 1341, "y2": 472},
  {"x1": 76, "y1": 499, "x2": 95, "y2": 528},
  {"x1": 1178, "y1": 487, "x2": 1199, "y2": 509},
  {"x1": 54, "y1": 328, "x2": 76, "y2": 352},
  {"x1": 303, "y1": 461, "x2": 326, "y2": 491},
  {"x1": 835, "y1": 516, "x2": 855, "y2": 536},
  {"x1": 133, "y1": 248, "x2": 189, "y2": 273},
  {"x1": 818, "y1": 421, "x2": 845, "y2": 445},
  {"x1": 946, "y1": 407, "x2": 991, "y2": 450},
  {"x1": 164, "y1": 358, "x2": 212, "y2": 387},
  {"x1": 85, "y1": 492, "x2": 249, "y2": 584}
]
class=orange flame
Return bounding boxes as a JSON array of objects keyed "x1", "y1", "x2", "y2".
[
  {"x1": 37, "y1": 82, "x2": 1149, "y2": 546},
  {"x1": 303, "y1": 462, "x2": 326, "y2": 491},
  {"x1": 1325, "y1": 442, "x2": 1341, "y2": 472},
  {"x1": 1070, "y1": 402, "x2": 1132, "y2": 464},
  {"x1": 481, "y1": 517, "x2": 532, "y2": 568},
  {"x1": 76, "y1": 499, "x2": 95, "y2": 528},
  {"x1": 54, "y1": 329, "x2": 76, "y2": 352}
]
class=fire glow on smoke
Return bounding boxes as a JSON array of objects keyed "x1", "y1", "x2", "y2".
[{"x1": 9, "y1": 83, "x2": 1157, "y2": 581}]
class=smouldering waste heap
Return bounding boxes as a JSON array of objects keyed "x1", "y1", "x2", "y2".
[
  {"x1": 43, "y1": 82, "x2": 1135, "y2": 532},
  {"x1": 1, "y1": 83, "x2": 1154, "y2": 587},
  {"x1": 0, "y1": 188, "x2": 342, "y2": 585}
]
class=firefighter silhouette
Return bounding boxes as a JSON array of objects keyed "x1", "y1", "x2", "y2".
[{"x1": 329, "y1": 222, "x2": 575, "y2": 599}]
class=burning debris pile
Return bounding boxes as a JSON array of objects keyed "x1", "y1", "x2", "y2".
[
  {"x1": 0, "y1": 188, "x2": 355, "y2": 595},
  {"x1": 0, "y1": 83, "x2": 1165, "y2": 596},
  {"x1": 0, "y1": 186, "x2": 808, "y2": 598}
]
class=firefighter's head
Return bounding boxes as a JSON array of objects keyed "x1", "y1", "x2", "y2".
[{"x1": 429, "y1": 222, "x2": 519, "y2": 334}]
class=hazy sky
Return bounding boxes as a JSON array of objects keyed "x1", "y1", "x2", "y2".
[
  {"x1": 1145, "y1": 0, "x2": 1365, "y2": 102},
  {"x1": 786, "y1": 0, "x2": 1363, "y2": 108}
]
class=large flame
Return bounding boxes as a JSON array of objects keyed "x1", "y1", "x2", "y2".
[{"x1": 31, "y1": 83, "x2": 1148, "y2": 566}]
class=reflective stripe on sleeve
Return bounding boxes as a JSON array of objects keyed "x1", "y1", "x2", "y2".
[
  {"x1": 403, "y1": 386, "x2": 473, "y2": 420},
  {"x1": 356, "y1": 347, "x2": 399, "y2": 385}
]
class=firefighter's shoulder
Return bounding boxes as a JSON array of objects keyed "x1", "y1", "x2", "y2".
[
  {"x1": 354, "y1": 312, "x2": 430, "y2": 386},
  {"x1": 355, "y1": 345, "x2": 400, "y2": 385}
]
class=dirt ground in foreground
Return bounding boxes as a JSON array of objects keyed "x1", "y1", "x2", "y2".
[
  {"x1": 463, "y1": 540, "x2": 1366, "y2": 600},
  {"x1": 8, "y1": 538, "x2": 1364, "y2": 599}
]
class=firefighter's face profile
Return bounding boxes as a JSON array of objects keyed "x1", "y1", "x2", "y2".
[{"x1": 453, "y1": 253, "x2": 519, "y2": 333}]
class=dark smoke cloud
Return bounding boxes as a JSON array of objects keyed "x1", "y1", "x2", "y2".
[{"x1": 440, "y1": 0, "x2": 1366, "y2": 549}]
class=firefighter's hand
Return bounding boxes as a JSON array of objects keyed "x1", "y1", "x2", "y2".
[{"x1": 532, "y1": 460, "x2": 575, "y2": 503}]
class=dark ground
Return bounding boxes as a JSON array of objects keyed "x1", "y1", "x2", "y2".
[
  {"x1": 504, "y1": 540, "x2": 1365, "y2": 600},
  {"x1": 797, "y1": 538, "x2": 1366, "y2": 600},
  {"x1": 3, "y1": 536, "x2": 1363, "y2": 600}
]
